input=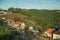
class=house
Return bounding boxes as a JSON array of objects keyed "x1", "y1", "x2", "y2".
[
  {"x1": 4, "y1": 19, "x2": 16, "y2": 28},
  {"x1": 53, "y1": 29, "x2": 60, "y2": 40},
  {"x1": 1, "y1": 18, "x2": 5, "y2": 20},
  {"x1": 14, "y1": 22, "x2": 25, "y2": 32},
  {"x1": 28, "y1": 26, "x2": 33, "y2": 30},
  {"x1": 43, "y1": 28, "x2": 53, "y2": 38},
  {"x1": 0, "y1": 11, "x2": 7, "y2": 14},
  {"x1": 14, "y1": 22, "x2": 25, "y2": 27},
  {"x1": 4, "y1": 19, "x2": 26, "y2": 32},
  {"x1": 5, "y1": 19, "x2": 14, "y2": 24},
  {"x1": 27, "y1": 26, "x2": 39, "y2": 36},
  {"x1": 28, "y1": 26, "x2": 39, "y2": 33}
]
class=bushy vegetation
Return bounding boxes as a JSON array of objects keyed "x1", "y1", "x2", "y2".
[
  {"x1": 0, "y1": 19, "x2": 21, "y2": 40},
  {"x1": 23, "y1": 9, "x2": 60, "y2": 28},
  {"x1": 8, "y1": 7, "x2": 22, "y2": 13},
  {"x1": 7, "y1": 8, "x2": 60, "y2": 31},
  {"x1": 14, "y1": 17, "x2": 21, "y2": 22}
]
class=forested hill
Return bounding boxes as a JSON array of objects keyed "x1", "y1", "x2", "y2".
[
  {"x1": 0, "y1": 8, "x2": 60, "y2": 29},
  {"x1": 22, "y1": 9, "x2": 60, "y2": 28}
]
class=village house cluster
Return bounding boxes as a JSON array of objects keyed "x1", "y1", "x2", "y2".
[
  {"x1": 43, "y1": 28, "x2": 60, "y2": 40},
  {"x1": 1, "y1": 17, "x2": 39, "y2": 36},
  {"x1": 1, "y1": 17, "x2": 60, "y2": 40},
  {"x1": 0, "y1": 11, "x2": 7, "y2": 15}
]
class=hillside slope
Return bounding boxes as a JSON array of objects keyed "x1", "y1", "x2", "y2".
[
  {"x1": 23, "y1": 10, "x2": 60, "y2": 28},
  {"x1": 0, "y1": 9, "x2": 60, "y2": 31},
  {"x1": 0, "y1": 13, "x2": 27, "y2": 20}
]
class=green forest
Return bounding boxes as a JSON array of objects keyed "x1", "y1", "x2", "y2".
[
  {"x1": 23, "y1": 9, "x2": 60, "y2": 28},
  {"x1": 8, "y1": 8, "x2": 60, "y2": 28}
]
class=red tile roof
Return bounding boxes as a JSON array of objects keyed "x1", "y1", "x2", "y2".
[
  {"x1": 45, "y1": 28, "x2": 53, "y2": 34},
  {"x1": 15, "y1": 22, "x2": 24, "y2": 24}
]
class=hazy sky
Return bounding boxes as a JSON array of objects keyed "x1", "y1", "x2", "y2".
[{"x1": 0, "y1": 0, "x2": 60, "y2": 9}]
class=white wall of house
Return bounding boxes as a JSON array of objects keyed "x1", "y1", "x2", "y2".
[
  {"x1": 29, "y1": 26, "x2": 33, "y2": 30},
  {"x1": 14, "y1": 23, "x2": 25, "y2": 27},
  {"x1": 4, "y1": 12, "x2": 7, "y2": 14},
  {"x1": 1, "y1": 18, "x2": 5, "y2": 20},
  {"x1": 53, "y1": 34, "x2": 60, "y2": 40},
  {"x1": 21, "y1": 23, "x2": 25, "y2": 26},
  {"x1": 0, "y1": 11, "x2": 7, "y2": 14},
  {"x1": 15, "y1": 24, "x2": 19, "y2": 27},
  {"x1": 43, "y1": 32, "x2": 52, "y2": 38}
]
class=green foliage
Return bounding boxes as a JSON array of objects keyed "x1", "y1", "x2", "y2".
[
  {"x1": 22, "y1": 9, "x2": 60, "y2": 29},
  {"x1": 14, "y1": 17, "x2": 21, "y2": 22},
  {"x1": 0, "y1": 25, "x2": 11, "y2": 35},
  {"x1": 0, "y1": 25, "x2": 21, "y2": 40},
  {"x1": 7, "y1": 8, "x2": 60, "y2": 31},
  {"x1": 0, "y1": 19, "x2": 5, "y2": 25},
  {"x1": 8, "y1": 7, "x2": 22, "y2": 13}
]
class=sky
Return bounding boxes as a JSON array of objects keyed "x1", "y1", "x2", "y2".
[{"x1": 0, "y1": 0, "x2": 60, "y2": 10}]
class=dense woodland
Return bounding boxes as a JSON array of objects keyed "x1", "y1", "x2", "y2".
[
  {"x1": 0, "y1": 8, "x2": 60, "y2": 40},
  {"x1": 7, "y1": 8, "x2": 60, "y2": 29}
]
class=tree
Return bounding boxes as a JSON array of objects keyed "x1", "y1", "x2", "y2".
[
  {"x1": 8, "y1": 7, "x2": 14, "y2": 12},
  {"x1": 14, "y1": 17, "x2": 21, "y2": 22},
  {"x1": 8, "y1": 7, "x2": 22, "y2": 13},
  {"x1": 0, "y1": 19, "x2": 5, "y2": 25}
]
